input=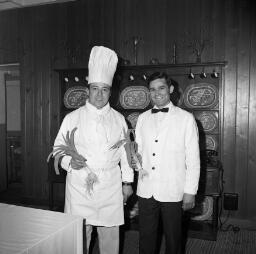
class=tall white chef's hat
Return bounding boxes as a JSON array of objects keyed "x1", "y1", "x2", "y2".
[{"x1": 88, "y1": 46, "x2": 118, "y2": 86}]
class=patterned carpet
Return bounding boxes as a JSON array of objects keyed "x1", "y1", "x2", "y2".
[
  {"x1": 185, "y1": 230, "x2": 256, "y2": 254},
  {"x1": 91, "y1": 229, "x2": 256, "y2": 254}
]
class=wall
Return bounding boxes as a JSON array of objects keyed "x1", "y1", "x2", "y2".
[
  {"x1": 0, "y1": 0, "x2": 255, "y2": 221},
  {"x1": 0, "y1": 71, "x2": 7, "y2": 191}
]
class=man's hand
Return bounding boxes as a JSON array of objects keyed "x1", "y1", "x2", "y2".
[
  {"x1": 182, "y1": 193, "x2": 195, "y2": 211},
  {"x1": 70, "y1": 156, "x2": 86, "y2": 170},
  {"x1": 131, "y1": 153, "x2": 142, "y2": 169},
  {"x1": 122, "y1": 185, "x2": 133, "y2": 205}
]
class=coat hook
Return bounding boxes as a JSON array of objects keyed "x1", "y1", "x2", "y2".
[
  {"x1": 200, "y1": 68, "x2": 207, "y2": 79},
  {"x1": 129, "y1": 75, "x2": 134, "y2": 81},
  {"x1": 188, "y1": 69, "x2": 195, "y2": 79},
  {"x1": 211, "y1": 70, "x2": 218, "y2": 78}
]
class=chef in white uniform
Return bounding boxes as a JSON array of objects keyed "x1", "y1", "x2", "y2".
[{"x1": 54, "y1": 46, "x2": 134, "y2": 254}]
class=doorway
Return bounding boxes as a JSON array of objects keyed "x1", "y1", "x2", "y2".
[{"x1": 0, "y1": 63, "x2": 22, "y2": 196}]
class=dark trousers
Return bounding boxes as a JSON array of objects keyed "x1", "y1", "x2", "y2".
[{"x1": 138, "y1": 196, "x2": 182, "y2": 254}]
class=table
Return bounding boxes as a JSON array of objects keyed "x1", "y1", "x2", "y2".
[{"x1": 0, "y1": 203, "x2": 84, "y2": 254}]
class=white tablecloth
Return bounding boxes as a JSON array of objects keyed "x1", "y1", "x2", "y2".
[{"x1": 0, "y1": 203, "x2": 83, "y2": 254}]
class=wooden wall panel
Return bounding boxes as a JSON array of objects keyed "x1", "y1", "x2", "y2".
[
  {"x1": 183, "y1": 0, "x2": 201, "y2": 63},
  {"x1": 236, "y1": 0, "x2": 250, "y2": 218},
  {"x1": 0, "y1": 10, "x2": 19, "y2": 63},
  {"x1": 113, "y1": 0, "x2": 126, "y2": 58},
  {"x1": 222, "y1": 0, "x2": 238, "y2": 192},
  {"x1": 19, "y1": 8, "x2": 34, "y2": 198},
  {"x1": 0, "y1": 126, "x2": 6, "y2": 191},
  {"x1": 166, "y1": 0, "x2": 188, "y2": 64},
  {"x1": 247, "y1": 1, "x2": 256, "y2": 219},
  {"x1": 212, "y1": 0, "x2": 225, "y2": 61},
  {"x1": 0, "y1": 0, "x2": 255, "y2": 221}
]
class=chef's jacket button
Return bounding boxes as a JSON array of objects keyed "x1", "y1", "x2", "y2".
[
  {"x1": 152, "y1": 167, "x2": 155, "y2": 170},
  {"x1": 152, "y1": 153, "x2": 155, "y2": 156},
  {"x1": 155, "y1": 140, "x2": 158, "y2": 142}
]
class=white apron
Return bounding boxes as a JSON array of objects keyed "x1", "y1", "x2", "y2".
[{"x1": 54, "y1": 103, "x2": 133, "y2": 227}]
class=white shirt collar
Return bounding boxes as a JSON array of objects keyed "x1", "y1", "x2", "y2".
[{"x1": 86, "y1": 101, "x2": 111, "y2": 116}]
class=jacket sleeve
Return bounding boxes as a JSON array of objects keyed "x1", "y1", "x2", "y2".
[
  {"x1": 184, "y1": 114, "x2": 201, "y2": 194},
  {"x1": 53, "y1": 115, "x2": 72, "y2": 173},
  {"x1": 119, "y1": 117, "x2": 134, "y2": 183},
  {"x1": 135, "y1": 114, "x2": 143, "y2": 156}
]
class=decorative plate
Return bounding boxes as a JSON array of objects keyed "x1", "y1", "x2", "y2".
[
  {"x1": 205, "y1": 135, "x2": 218, "y2": 150},
  {"x1": 63, "y1": 86, "x2": 88, "y2": 109},
  {"x1": 194, "y1": 111, "x2": 218, "y2": 132},
  {"x1": 127, "y1": 112, "x2": 140, "y2": 129},
  {"x1": 191, "y1": 196, "x2": 213, "y2": 221},
  {"x1": 119, "y1": 86, "x2": 150, "y2": 109},
  {"x1": 184, "y1": 83, "x2": 218, "y2": 108}
]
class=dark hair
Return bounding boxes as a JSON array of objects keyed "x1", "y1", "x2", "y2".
[{"x1": 148, "y1": 72, "x2": 171, "y2": 87}]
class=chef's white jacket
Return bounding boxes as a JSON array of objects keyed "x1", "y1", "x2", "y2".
[
  {"x1": 54, "y1": 102, "x2": 134, "y2": 226},
  {"x1": 135, "y1": 102, "x2": 200, "y2": 202}
]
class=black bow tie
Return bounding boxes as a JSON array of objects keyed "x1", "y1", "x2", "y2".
[{"x1": 151, "y1": 108, "x2": 169, "y2": 114}]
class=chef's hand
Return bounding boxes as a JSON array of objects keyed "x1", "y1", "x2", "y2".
[
  {"x1": 182, "y1": 193, "x2": 195, "y2": 211},
  {"x1": 122, "y1": 185, "x2": 133, "y2": 205},
  {"x1": 70, "y1": 157, "x2": 86, "y2": 170}
]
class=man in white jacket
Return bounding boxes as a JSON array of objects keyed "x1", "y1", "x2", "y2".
[
  {"x1": 135, "y1": 72, "x2": 200, "y2": 254},
  {"x1": 54, "y1": 46, "x2": 133, "y2": 254}
]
